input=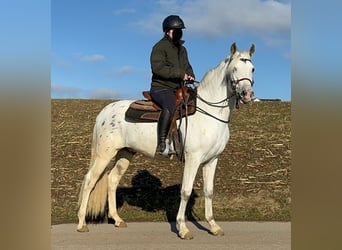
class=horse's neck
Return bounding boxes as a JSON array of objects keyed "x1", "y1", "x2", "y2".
[
  {"x1": 197, "y1": 60, "x2": 231, "y2": 103},
  {"x1": 195, "y1": 60, "x2": 233, "y2": 122}
]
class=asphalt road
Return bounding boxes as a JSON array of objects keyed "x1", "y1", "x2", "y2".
[{"x1": 51, "y1": 221, "x2": 290, "y2": 250}]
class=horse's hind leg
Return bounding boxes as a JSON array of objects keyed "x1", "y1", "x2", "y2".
[
  {"x1": 77, "y1": 155, "x2": 113, "y2": 232},
  {"x1": 107, "y1": 149, "x2": 134, "y2": 228},
  {"x1": 203, "y1": 158, "x2": 224, "y2": 236}
]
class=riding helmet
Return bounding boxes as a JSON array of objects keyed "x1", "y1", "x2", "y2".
[{"x1": 162, "y1": 15, "x2": 185, "y2": 32}]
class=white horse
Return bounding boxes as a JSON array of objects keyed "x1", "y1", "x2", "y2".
[{"x1": 77, "y1": 42, "x2": 255, "y2": 239}]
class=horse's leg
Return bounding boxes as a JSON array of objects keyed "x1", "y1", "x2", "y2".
[
  {"x1": 107, "y1": 149, "x2": 133, "y2": 228},
  {"x1": 176, "y1": 156, "x2": 200, "y2": 240},
  {"x1": 77, "y1": 155, "x2": 112, "y2": 232},
  {"x1": 203, "y1": 158, "x2": 224, "y2": 236}
]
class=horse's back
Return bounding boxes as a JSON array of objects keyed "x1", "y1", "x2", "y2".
[
  {"x1": 94, "y1": 100, "x2": 157, "y2": 157},
  {"x1": 97, "y1": 100, "x2": 132, "y2": 119}
]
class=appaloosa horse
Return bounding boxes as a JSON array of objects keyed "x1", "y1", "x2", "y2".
[{"x1": 77, "y1": 42, "x2": 255, "y2": 239}]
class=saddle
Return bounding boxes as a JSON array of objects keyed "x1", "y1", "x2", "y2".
[{"x1": 125, "y1": 86, "x2": 197, "y2": 161}]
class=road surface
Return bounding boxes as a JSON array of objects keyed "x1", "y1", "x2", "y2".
[{"x1": 52, "y1": 221, "x2": 290, "y2": 250}]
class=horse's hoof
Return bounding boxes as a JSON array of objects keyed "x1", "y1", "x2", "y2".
[
  {"x1": 211, "y1": 228, "x2": 224, "y2": 236},
  {"x1": 77, "y1": 225, "x2": 89, "y2": 232},
  {"x1": 179, "y1": 231, "x2": 193, "y2": 240},
  {"x1": 115, "y1": 221, "x2": 127, "y2": 228}
]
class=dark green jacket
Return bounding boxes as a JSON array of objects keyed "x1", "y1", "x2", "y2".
[{"x1": 150, "y1": 36, "x2": 195, "y2": 90}]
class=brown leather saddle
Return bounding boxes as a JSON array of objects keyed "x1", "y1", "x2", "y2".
[
  {"x1": 125, "y1": 86, "x2": 196, "y2": 122},
  {"x1": 125, "y1": 86, "x2": 197, "y2": 161}
]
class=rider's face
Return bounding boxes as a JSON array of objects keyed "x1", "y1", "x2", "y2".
[{"x1": 167, "y1": 29, "x2": 183, "y2": 41}]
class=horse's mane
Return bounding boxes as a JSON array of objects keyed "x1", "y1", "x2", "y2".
[
  {"x1": 198, "y1": 57, "x2": 229, "y2": 93},
  {"x1": 198, "y1": 49, "x2": 251, "y2": 90}
]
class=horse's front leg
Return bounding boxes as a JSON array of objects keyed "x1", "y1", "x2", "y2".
[
  {"x1": 203, "y1": 158, "x2": 224, "y2": 236},
  {"x1": 176, "y1": 157, "x2": 200, "y2": 240}
]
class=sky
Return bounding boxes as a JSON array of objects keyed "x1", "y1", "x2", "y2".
[{"x1": 51, "y1": 0, "x2": 291, "y2": 101}]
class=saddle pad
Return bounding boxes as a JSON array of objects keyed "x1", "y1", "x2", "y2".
[
  {"x1": 125, "y1": 105, "x2": 160, "y2": 122},
  {"x1": 125, "y1": 100, "x2": 196, "y2": 123}
]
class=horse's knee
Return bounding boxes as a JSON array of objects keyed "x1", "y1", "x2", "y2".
[{"x1": 204, "y1": 189, "x2": 213, "y2": 199}]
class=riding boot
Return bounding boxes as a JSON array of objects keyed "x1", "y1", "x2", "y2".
[{"x1": 156, "y1": 109, "x2": 172, "y2": 155}]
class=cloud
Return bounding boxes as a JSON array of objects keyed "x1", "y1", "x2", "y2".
[
  {"x1": 51, "y1": 83, "x2": 124, "y2": 99},
  {"x1": 116, "y1": 66, "x2": 133, "y2": 75},
  {"x1": 51, "y1": 83, "x2": 82, "y2": 97},
  {"x1": 137, "y1": 0, "x2": 291, "y2": 37},
  {"x1": 106, "y1": 65, "x2": 135, "y2": 77},
  {"x1": 89, "y1": 88, "x2": 123, "y2": 99},
  {"x1": 75, "y1": 53, "x2": 105, "y2": 62}
]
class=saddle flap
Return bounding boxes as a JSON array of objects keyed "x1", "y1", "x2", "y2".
[{"x1": 129, "y1": 100, "x2": 161, "y2": 112}]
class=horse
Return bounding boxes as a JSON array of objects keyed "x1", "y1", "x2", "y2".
[{"x1": 77, "y1": 42, "x2": 255, "y2": 240}]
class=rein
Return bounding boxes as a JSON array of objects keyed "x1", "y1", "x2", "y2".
[{"x1": 185, "y1": 80, "x2": 233, "y2": 124}]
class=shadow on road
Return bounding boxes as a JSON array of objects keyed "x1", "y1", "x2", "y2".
[
  {"x1": 116, "y1": 170, "x2": 207, "y2": 234},
  {"x1": 86, "y1": 170, "x2": 209, "y2": 234}
]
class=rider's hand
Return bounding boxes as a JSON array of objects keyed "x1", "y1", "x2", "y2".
[{"x1": 183, "y1": 74, "x2": 195, "y2": 81}]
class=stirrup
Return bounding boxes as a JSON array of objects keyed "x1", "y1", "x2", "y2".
[
  {"x1": 157, "y1": 139, "x2": 170, "y2": 156},
  {"x1": 156, "y1": 139, "x2": 176, "y2": 157}
]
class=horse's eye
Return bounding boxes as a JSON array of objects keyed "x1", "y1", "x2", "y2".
[{"x1": 252, "y1": 68, "x2": 255, "y2": 73}]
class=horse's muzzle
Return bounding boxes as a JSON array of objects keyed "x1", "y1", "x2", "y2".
[{"x1": 241, "y1": 90, "x2": 254, "y2": 103}]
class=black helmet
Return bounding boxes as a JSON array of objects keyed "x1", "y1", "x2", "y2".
[{"x1": 162, "y1": 15, "x2": 185, "y2": 32}]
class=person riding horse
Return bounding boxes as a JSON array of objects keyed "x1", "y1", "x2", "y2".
[{"x1": 149, "y1": 15, "x2": 195, "y2": 155}]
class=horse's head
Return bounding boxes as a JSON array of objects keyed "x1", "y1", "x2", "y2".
[{"x1": 226, "y1": 43, "x2": 255, "y2": 103}]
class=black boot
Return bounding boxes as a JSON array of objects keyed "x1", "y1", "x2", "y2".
[{"x1": 156, "y1": 109, "x2": 172, "y2": 154}]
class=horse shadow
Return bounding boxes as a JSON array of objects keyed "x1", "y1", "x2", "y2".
[{"x1": 113, "y1": 169, "x2": 209, "y2": 234}]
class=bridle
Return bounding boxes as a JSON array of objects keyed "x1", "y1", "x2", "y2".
[{"x1": 185, "y1": 57, "x2": 254, "y2": 122}]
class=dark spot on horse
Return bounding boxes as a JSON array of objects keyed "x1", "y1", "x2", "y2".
[
  {"x1": 100, "y1": 134, "x2": 102, "y2": 138},
  {"x1": 101, "y1": 121, "x2": 105, "y2": 126},
  {"x1": 112, "y1": 114, "x2": 116, "y2": 119}
]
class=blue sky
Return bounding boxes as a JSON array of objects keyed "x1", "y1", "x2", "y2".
[{"x1": 51, "y1": 0, "x2": 291, "y2": 101}]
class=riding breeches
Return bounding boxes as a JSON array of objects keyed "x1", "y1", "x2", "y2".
[{"x1": 150, "y1": 86, "x2": 176, "y2": 114}]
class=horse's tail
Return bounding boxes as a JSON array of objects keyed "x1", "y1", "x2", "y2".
[
  {"x1": 85, "y1": 171, "x2": 108, "y2": 218},
  {"x1": 78, "y1": 121, "x2": 109, "y2": 219}
]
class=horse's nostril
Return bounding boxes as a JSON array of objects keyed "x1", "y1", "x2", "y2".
[{"x1": 242, "y1": 90, "x2": 246, "y2": 96}]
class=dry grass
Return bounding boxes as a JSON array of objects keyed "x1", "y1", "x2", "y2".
[{"x1": 51, "y1": 99, "x2": 291, "y2": 224}]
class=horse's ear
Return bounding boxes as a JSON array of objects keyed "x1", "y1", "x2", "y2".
[
  {"x1": 230, "y1": 42, "x2": 237, "y2": 55},
  {"x1": 249, "y1": 44, "x2": 255, "y2": 56}
]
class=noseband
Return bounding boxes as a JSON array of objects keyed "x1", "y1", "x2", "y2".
[{"x1": 231, "y1": 77, "x2": 254, "y2": 87}]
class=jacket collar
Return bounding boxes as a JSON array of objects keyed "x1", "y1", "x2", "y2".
[{"x1": 163, "y1": 35, "x2": 185, "y2": 47}]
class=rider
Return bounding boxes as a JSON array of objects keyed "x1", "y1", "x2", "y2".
[{"x1": 150, "y1": 15, "x2": 195, "y2": 155}]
